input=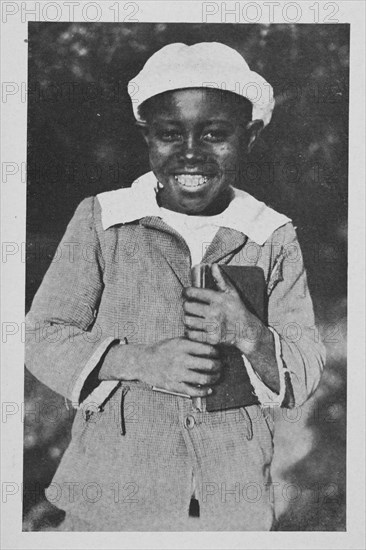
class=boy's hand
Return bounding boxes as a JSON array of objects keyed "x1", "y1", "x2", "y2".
[
  {"x1": 183, "y1": 263, "x2": 266, "y2": 355},
  {"x1": 138, "y1": 337, "x2": 222, "y2": 397}
]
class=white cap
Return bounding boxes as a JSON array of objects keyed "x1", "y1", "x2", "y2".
[{"x1": 128, "y1": 42, "x2": 275, "y2": 128}]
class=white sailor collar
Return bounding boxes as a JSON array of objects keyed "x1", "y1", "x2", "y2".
[{"x1": 96, "y1": 171, "x2": 291, "y2": 246}]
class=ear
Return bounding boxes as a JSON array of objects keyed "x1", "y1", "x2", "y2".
[
  {"x1": 136, "y1": 121, "x2": 150, "y2": 145},
  {"x1": 245, "y1": 119, "x2": 264, "y2": 153}
]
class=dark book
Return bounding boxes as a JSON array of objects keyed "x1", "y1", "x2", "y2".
[{"x1": 191, "y1": 264, "x2": 267, "y2": 412}]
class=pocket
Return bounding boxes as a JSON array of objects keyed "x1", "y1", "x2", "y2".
[{"x1": 245, "y1": 405, "x2": 274, "y2": 465}]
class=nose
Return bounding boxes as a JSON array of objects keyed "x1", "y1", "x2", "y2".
[{"x1": 179, "y1": 134, "x2": 204, "y2": 164}]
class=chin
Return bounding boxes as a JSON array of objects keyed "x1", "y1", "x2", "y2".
[{"x1": 178, "y1": 195, "x2": 214, "y2": 214}]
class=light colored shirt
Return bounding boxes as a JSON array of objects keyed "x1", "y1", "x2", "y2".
[{"x1": 159, "y1": 206, "x2": 220, "y2": 266}]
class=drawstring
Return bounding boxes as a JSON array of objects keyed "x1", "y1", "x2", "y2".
[
  {"x1": 120, "y1": 385, "x2": 130, "y2": 436},
  {"x1": 93, "y1": 380, "x2": 130, "y2": 436},
  {"x1": 98, "y1": 380, "x2": 123, "y2": 413}
]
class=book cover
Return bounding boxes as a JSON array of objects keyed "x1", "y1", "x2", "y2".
[{"x1": 192, "y1": 264, "x2": 267, "y2": 412}]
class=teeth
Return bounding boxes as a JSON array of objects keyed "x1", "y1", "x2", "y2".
[{"x1": 174, "y1": 175, "x2": 208, "y2": 188}]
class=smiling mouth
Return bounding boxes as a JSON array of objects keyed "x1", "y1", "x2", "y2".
[{"x1": 174, "y1": 174, "x2": 209, "y2": 188}]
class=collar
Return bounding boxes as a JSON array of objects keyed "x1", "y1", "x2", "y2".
[{"x1": 97, "y1": 171, "x2": 291, "y2": 246}]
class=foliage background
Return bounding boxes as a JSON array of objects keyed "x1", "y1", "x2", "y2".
[{"x1": 24, "y1": 22, "x2": 348, "y2": 531}]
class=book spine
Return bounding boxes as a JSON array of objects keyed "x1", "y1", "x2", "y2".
[{"x1": 190, "y1": 264, "x2": 209, "y2": 413}]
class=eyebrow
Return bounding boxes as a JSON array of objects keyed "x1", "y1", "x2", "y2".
[
  {"x1": 151, "y1": 118, "x2": 235, "y2": 126},
  {"x1": 204, "y1": 119, "x2": 235, "y2": 125}
]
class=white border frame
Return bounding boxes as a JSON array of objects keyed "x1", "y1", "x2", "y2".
[{"x1": 1, "y1": 1, "x2": 365, "y2": 548}]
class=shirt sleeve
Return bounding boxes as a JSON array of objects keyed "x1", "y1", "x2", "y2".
[
  {"x1": 24, "y1": 197, "x2": 120, "y2": 409},
  {"x1": 242, "y1": 327, "x2": 286, "y2": 406},
  {"x1": 263, "y1": 222, "x2": 326, "y2": 408}
]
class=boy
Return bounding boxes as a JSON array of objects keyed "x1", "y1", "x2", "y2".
[{"x1": 25, "y1": 42, "x2": 325, "y2": 530}]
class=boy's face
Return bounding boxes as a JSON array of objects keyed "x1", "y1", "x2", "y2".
[{"x1": 140, "y1": 88, "x2": 260, "y2": 215}]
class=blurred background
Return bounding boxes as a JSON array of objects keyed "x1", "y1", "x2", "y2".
[{"x1": 24, "y1": 23, "x2": 348, "y2": 530}]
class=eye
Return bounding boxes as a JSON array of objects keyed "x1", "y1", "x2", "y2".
[
  {"x1": 203, "y1": 130, "x2": 228, "y2": 143},
  {"x1": 158, "y1": 130, "x2": 182, "y2": 142}
]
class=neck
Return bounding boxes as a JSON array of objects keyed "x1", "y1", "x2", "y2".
[{"x1": 157, "y1": 187, "x2": 233, "y2": 216}]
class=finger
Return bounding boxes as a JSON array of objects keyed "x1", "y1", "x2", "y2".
[
  {"x1": 185, "y1": 329, "x2": 220, "y2": 346},
  {"x1": 183, "y1": 300, "x2": 210, "y2": 318},
  {"x1": 187, "y1": 358, "x2": 222, "y2": 374},
  {"x1": 184, "y1": 315, "x2": 219, "y2": 332},
  {"x1": 183, "y1": 287, "x2": 219, "y2": 303},
  {"x1": 181, "y1": 384, "x2": 213, "y2": 398},
  {"x1": 184, "y1": 371, "x2": 219, "y2": 387},
  {"x1": 185, "y1": 340, "x2": 220, "y2": 358},
  {"x1": 211, "y1": 264, "x2": 234, "y2": 293},
  {"x1": 184, "y1": 315, "x2": 205, "y2": 330}
]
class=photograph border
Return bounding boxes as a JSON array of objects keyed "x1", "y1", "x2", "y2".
[{"x1": 1, "y1": 1, "x2": 365, "y2": 549}]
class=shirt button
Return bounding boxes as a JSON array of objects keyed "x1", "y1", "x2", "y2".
[{"x1": 184, "y1": 415, "x2": 195, "y2": 430}]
